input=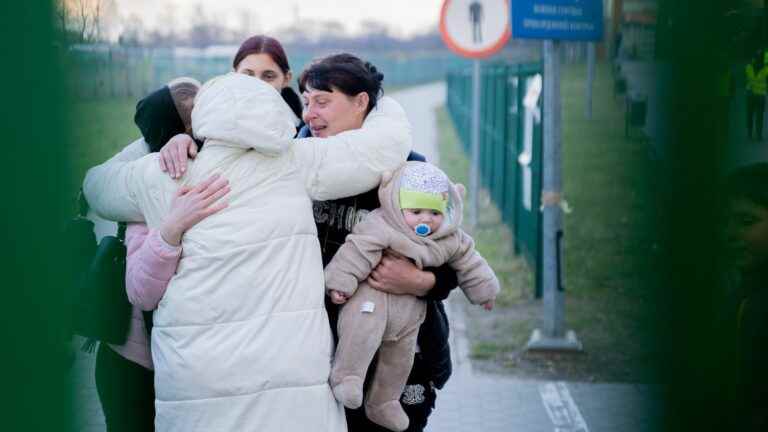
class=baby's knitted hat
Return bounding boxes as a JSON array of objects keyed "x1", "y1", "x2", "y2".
[{"x1": 399, "y1": 163, "x2": 450, "y2": 213}]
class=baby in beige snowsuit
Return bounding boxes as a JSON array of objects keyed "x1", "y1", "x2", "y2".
[{"x1": 325, "y1": 161, "x2": 500, "y2": 432}]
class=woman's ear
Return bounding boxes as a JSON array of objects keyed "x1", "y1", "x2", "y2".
[
  {"x1": 283, "y1": 71, "x2": 293, "y2": 88},
  {"x1": 355, "y1": 92, "x2": 370, "y2": 113}
]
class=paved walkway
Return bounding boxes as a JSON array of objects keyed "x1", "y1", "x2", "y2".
[
  {"x1": 71, "y1": 81, "x2": 657, "y2": 432},
  {"x1": 70, "y1": 338, "x2": 106, "y2": 432},
  {"x1": 390, "y1": 81, "x2": 446, "y2": 165},
  {"x1": 426, "y1": 294, "x2": 656, "y2": 432}
]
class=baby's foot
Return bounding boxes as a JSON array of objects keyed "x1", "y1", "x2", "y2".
[
  {"x1": 365, "y1": 399, "x2": 409, "y2": 432},
  {"x1": 332, "y1": 376, "x2": 363, "y2": 409}
]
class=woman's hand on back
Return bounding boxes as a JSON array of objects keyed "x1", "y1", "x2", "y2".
[
  {"x1": 160, "y1": 175, "x2": 230, "y2": 246},
  {"x1": 159, "y1": 133, "x2": 198, "y2": 179}
]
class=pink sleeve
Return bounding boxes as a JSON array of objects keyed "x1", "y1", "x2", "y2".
[{"x1": 125, "y1": 223, "x2": 182, "y2": 311}]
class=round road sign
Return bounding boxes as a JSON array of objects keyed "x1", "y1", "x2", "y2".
[{"x1": 439, "y1": 0, "x2": 511, "y2": 59}]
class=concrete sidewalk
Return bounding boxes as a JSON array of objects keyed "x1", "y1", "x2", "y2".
[
  {"x1": 425, "y1": 293, "x2": 657, "y2": 432},
  {"x1": 390, "y1": 81, "x2": 446, "y2": 165},
  {"x1": 69, "y1": 338, "x2": 105, "y2": 432}
]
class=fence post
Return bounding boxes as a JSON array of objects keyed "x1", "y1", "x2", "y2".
[
  {"x1": 469, "y1": 60, "x2": 481, "y2": 230},
  {"x1": 586, "y1": 42, "x2": 596, "y2": 119}
]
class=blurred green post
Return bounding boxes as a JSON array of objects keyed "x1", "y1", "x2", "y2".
[
  {"x1": 654, "y1": 0, "x2": 744, "y2": 430},
  {"x1": 0, "y1": 2, "x2": 75, "y2": 431}
]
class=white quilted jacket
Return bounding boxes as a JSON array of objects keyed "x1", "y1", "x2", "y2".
[{"x1": 83, "y1": 73, "x2": 412, "y2": 431}]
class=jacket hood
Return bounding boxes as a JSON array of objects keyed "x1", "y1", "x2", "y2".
[
  {"x1": 134, "y1": 85, "x2": 186, "y2": 153},
  {"x1": 192, "y1": 73, "x2": 295, "y2": 155},
  {"x1": 378, "y1": 161, "x2": 464, "y2": 241}
]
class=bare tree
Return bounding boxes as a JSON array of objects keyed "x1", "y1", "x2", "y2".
[
  {"x1": 55, "y1": 0, "x2": 106, "y2": 43},
  {"x1": 76, "y1": 0, "x2": 90, "y2": 42},
  {"x1": 119, "y1": 14, "x2": 146, "y2": 46},
  {"x1": 54, "y1": 0, "x2": 69, "y2": 34},
  {"x1": 90, "y1": 0, "x2": 102, "y2": 41},
  {"x1": 187, "y1": 3, "x2": 225, "y2": 48},
  {"x1": 98, "y1": 0, "x2": 120, "y2": 42},
  {"x1": 53, "y1": 0, "x2": 79, "y2": 45}
]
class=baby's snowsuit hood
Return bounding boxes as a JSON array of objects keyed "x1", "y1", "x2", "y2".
[{"x1": 377, "y1": 161, "x2": 464, "y2": 242}]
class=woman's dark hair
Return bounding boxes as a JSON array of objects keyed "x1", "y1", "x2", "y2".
[
  {"x1": 134, "y1": 78, "x2": 202, "y2": 153},
  {"x1": 233, "y1": 35, "x2": 303, "y2": 120},
  {"x1": 167, "y1": 77, "x2": 200, "y2": 131},
  {"x1": 298, "y1": 53, "x2": 384, "y2": 113},
  {"x1": 233, "y1": 35, "x2": 290, "y2": 73},
  {"x1": 281, "y1": 87, "x2": 303, "y2": 120},
  {"x1": 134, "y1": 86, "x2": 188, "y2": 153}
]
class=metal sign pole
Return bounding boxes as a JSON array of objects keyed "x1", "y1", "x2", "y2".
[
  {"x1": 440, "y1": 0, "x2": 510, "y2": 229},
  {"x1": 527, "y1": 39, "x2": 582, "y2": 351},
  {"x1": 586, "y1": 42, "x2": 595, "y2": 119},
  {"x1": 542, "y1": 39, "x2": 564, "y2": 337},
  {"x1": 469, "y1": 59, "x2": 481, "y2": 230}
]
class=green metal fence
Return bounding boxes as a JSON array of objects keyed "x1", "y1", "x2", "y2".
[{"x1": 446, "y1": 62, "x2": 544, "y2": 297}]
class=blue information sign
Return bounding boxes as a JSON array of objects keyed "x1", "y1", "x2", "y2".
[{"x1": 511, "y1": 0, "x2": 603, "y2": 41}]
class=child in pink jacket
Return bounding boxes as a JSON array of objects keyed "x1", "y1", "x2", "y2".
[
  {"x1": 97, "y1": 179, "x2": 226, "y2": 430},
  {"x1": 93, "y1": 80, "x2": 229, "y2": 432},
  {"x1": 113, "y1": 223, "x2": 182, "y2": 370},
  {"x1": 112, "y1": 175, "x2": 229, "y2": 369}
]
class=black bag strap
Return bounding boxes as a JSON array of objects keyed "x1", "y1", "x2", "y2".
[
  {"x1": 143, "y1": 310, "x2": 154, "y2": 337},
  {"x1": 117, "y1": 222, "x2": 126, "y2": 242},
  {"x1": 78, "y1": 188, "x2": 126, "y2": 241},
  {"x1": 77, "y1": 189, "x2": 89, "y2": 218}
]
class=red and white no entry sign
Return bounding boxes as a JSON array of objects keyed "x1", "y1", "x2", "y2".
[{"x1": 439, "y1": 0, "x2": 511, "y2": 59}]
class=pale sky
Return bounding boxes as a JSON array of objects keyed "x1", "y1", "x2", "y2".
[{"x1": 114, "y1": 0, "x2": 445, "y2": 38}]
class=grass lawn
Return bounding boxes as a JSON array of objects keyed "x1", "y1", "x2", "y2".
[
  {"x1": 438, "y1": 61, "x2": 660, "y2": 383},
  {"x1": 66, "y1": 97, "x2": 140, "y2": 200}
]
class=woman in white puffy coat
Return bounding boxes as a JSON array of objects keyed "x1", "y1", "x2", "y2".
[{"x1": 83, "y1": 72, "x2": 412, "y2": 431}]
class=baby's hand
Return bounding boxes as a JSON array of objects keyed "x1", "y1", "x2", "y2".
[
  {"x1": 481, "y1": 299, "x2": 495, "y2": 311},
  {"x1": 329, "y1": 290, "x2": 349, "y2": 305}
]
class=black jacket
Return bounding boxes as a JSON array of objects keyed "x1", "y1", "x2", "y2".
[
  {"x1": 300, "y1": 126, "x2": 456, "y2": 388},
  {"x1": 738, "y1": 269, "x2": 768, "y2": 429}
]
